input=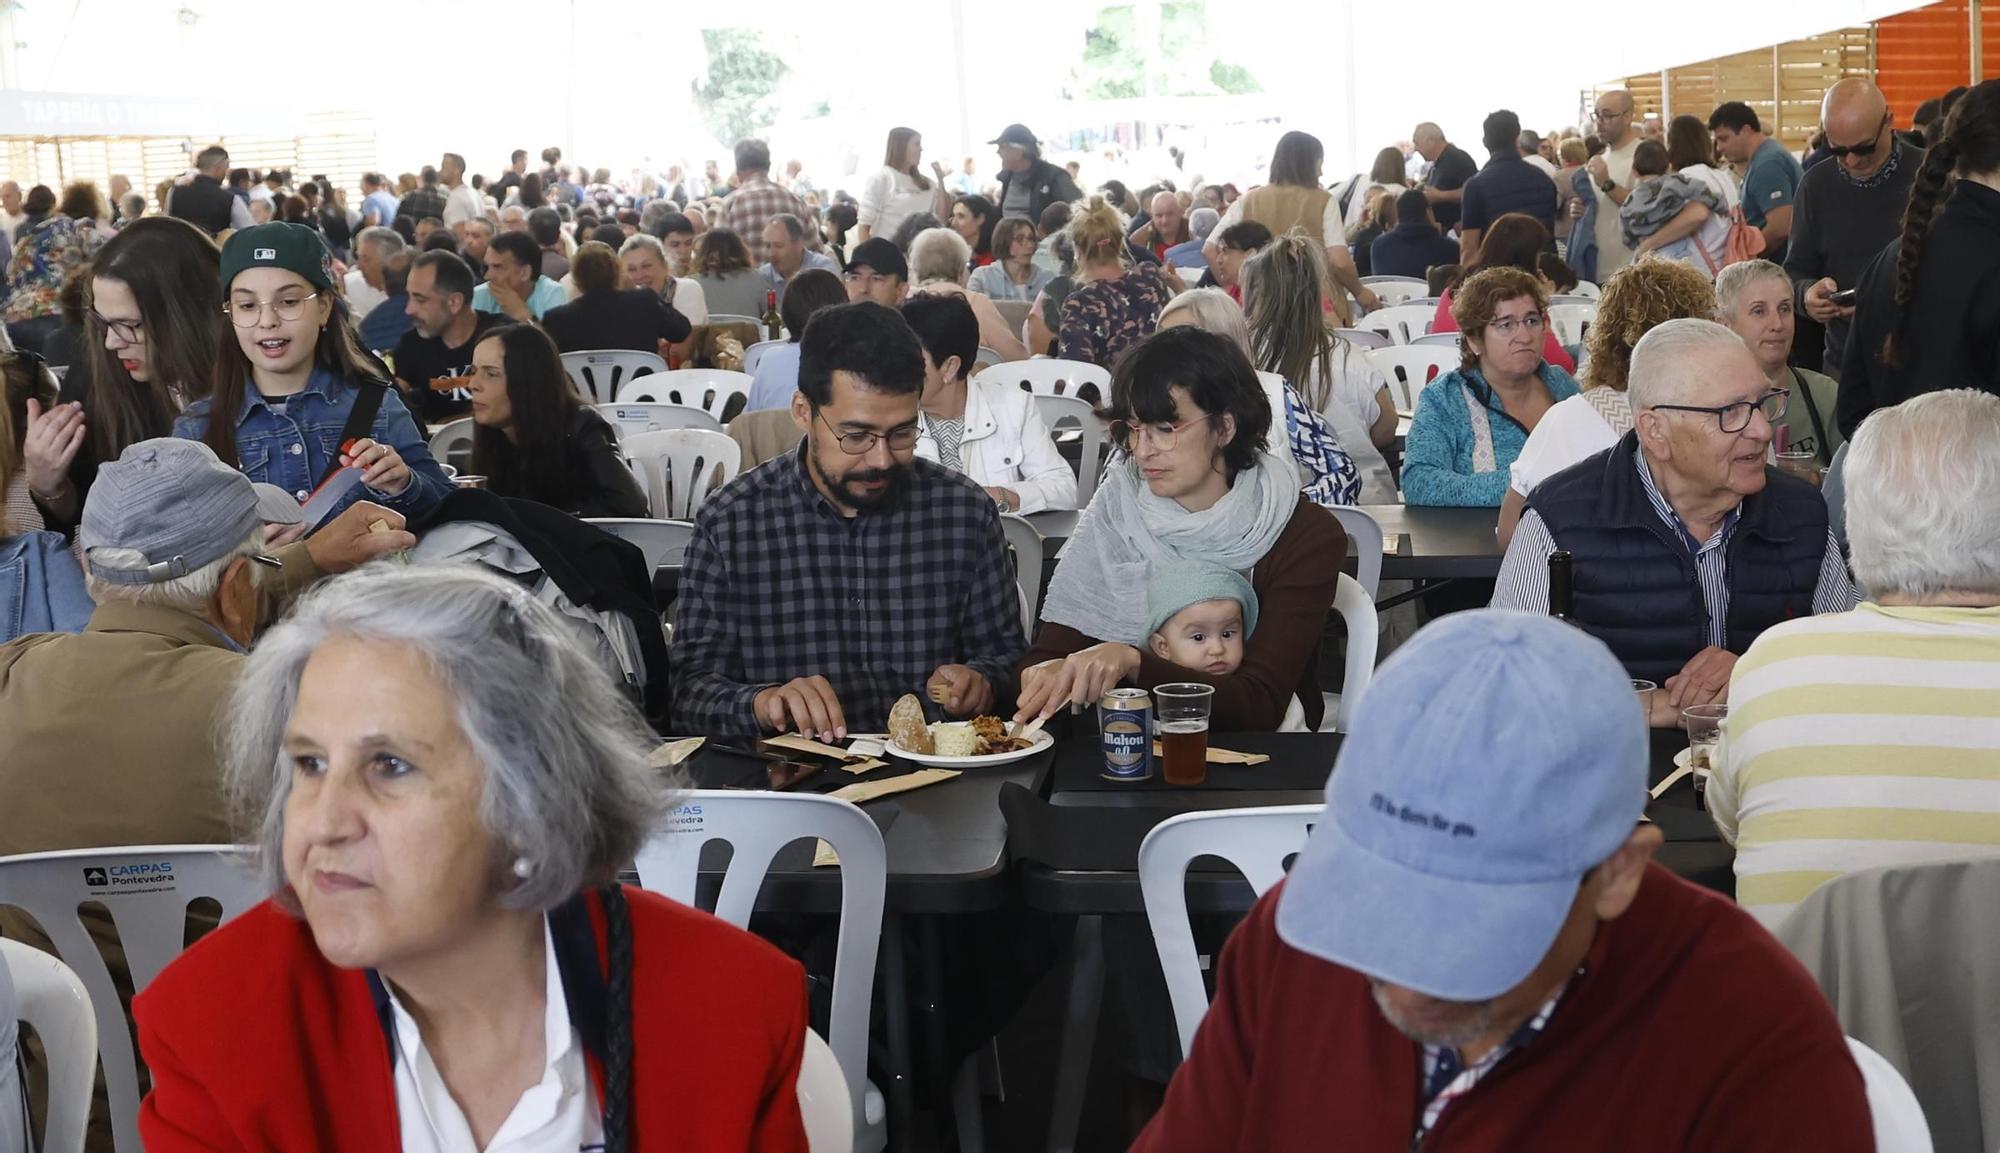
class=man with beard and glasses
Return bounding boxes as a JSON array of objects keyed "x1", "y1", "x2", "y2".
[
  {"x1": 1132, "y1": 611, "x2": 1872, "y2": 1153},
  {"x1": 670, "y1": 300, "x2": 1027, "y2": 739}
]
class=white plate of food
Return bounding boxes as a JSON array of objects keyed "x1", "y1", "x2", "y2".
[{"x1": 885, "y1": 695, "x2": 1054, "y2": 767}]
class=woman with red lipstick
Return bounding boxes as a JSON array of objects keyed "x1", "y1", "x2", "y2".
[
  {"x1": 133, "y1": 565, "x2": 811, "y2": 1152},
  {"x1": 18, "y1": 216, "x2": 223, "y2": 536}
]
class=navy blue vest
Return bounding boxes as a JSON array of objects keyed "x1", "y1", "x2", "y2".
[{"x1": 1526, "y1": 432, "x2": 1830, "y2": 684}]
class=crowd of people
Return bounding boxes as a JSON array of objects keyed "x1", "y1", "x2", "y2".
[{"x1": 0, "y1": 71, "x2": 1996, "y2": 1153}]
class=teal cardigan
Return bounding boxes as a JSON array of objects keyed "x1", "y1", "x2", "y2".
[{"x1": 1401, "y1": 363, "x2": 1580, "y2": 507}]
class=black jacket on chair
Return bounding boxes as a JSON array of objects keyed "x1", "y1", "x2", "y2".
[
  {"x1": 1526, "y1": 432, "x2": 1830, "y2": 685},
  {"x1": 1837, "y1": 180, "x2": 2000, "y2": 439}
]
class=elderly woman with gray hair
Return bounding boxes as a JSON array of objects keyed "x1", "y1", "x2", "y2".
[
  {"x1": 1712, "y1": 389, "x2": 2000, "y2": 928},
  {"x1": 131, "y1": 565, "x2": 810, "y2": 1152},
  {"x1": 908, "y1": 226, "x2": 1029, "y2": 361},
  {"x1": 1713, "y1": 259, "x2": 1843, "y2": 468}
]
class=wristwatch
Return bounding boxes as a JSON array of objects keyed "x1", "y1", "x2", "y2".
[{"x1": 1598, "y1": 178, "x2": 1615, "y2": 193}]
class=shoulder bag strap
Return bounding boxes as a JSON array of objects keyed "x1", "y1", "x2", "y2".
[{"x1": 1788, "y1": 368, "x2": 1831, "y2": 464}]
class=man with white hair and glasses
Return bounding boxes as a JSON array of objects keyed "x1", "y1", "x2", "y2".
[
  {"x1": 1493, "y1": 318, "x2": 1858, "y2": 724},
  {"x1": 1712, "y1": 389, "x2": 2000, "y2": 927}
]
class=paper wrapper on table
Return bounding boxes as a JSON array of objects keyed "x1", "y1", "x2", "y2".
[
  {"x1": 646, "y1": 737, "x2": 706, "y2": 769},
  {"x1": 759, "y1": 733, "x2": 890, "y2": 774},
  {"x1": 1148, "y1": 742, "x2": 1271, "y2": 766},
  {"x1": 815, "y1": 768, "x2": 963, "y2": 867}
]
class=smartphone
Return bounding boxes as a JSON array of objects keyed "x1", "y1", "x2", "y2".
[{"x1": 1828, "y1": 288, "x2": 1859, "y2": 308}]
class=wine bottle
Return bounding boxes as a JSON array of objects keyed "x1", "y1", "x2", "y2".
[
  {"x1": 763, "y1": 289, "x2": 782, "y2": 342},
  {"x1": 1548, "y1": 549, "x2": 1574, "y2": 622}
]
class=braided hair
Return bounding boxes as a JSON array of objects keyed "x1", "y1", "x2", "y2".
[
  {"x1": 1884, "y1": 79, "x2": 2000, "y2": 367},
  {"x1": 601, "y1": 883, "x2": 635, "y2": 1153}
]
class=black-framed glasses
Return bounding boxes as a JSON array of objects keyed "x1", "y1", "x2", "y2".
[
  {"x1": 89, "y1": 307, "x2": 144, "y2": 343},
  {"x1": 1594, "y1": 107, "x2": 1629, "y2": 120},
  {"x1": 1651, "y1": 389, "x2": 1789, "y2": 433},
  {"x1": 1825, "y1": 115, "x2": 1892, "y2": 159},
  {"x1": 223, "y1": 292, "x2": 321, "y2": 328},
  {"x1": 814, "y1": 408, "x2": 919, "y2": 455}
]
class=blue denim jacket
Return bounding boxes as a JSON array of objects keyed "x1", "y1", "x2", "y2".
[
  {"x1": 0, "y1": 530, "x2": 92, "y2": 644},
  {"x1": 172, "y1": 368, "x2": 451, "y2": 518}
]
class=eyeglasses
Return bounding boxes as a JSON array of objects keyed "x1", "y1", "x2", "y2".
[
  {"x1": 1650, "y1": 389, "x2": 1789, "y2": 433},
  {"x1": 224, "y1": 292, "x2": 321, "y2": 327},
  {"x1": 1108, "y1": 414, "x2": 1212, "y2": 453},
  {"x1": 1825, "y1": 115, "x2": 1892, "y2": 159},
  {"x1": 89, "y1": 307, "x2": 144, "y2": 343},
  {"x1": 1594, "y1": 107, "x2": 1629, "y2": 120},
  {"x1": 1485, "y1": 313, "x2": 1545, "y2": 337},
  {"x1": 814, "y1": 408, "x2": 920, "y2": 455}
]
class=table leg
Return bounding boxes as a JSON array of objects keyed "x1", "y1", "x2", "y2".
[
  {"x1": 920, "y1": 916, "x2": 954, "y2": 1147},
  {"x1": 1045, "y1": 914, "x2": 1104, "y2": 1153},
  {"x1": 882, "y1": 914, "x2": 916, "y2": 1153}
]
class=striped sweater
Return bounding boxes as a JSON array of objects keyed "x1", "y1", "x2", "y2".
[{"x1": 1711, "y1": 602, "x2": 2000, "y2": 928}]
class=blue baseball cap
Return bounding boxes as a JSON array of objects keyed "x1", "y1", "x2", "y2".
[{"x1": 1275, "y1": 610, "x2": 1647, "y2": 1001}]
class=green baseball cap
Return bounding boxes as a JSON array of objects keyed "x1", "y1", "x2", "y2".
[{"x1": 220, "y1": 222, "x2": 335, "y2": 294}]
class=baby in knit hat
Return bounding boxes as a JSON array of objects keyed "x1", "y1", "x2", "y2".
[{"x1": 1145, "y1": 560, "x2": 1309, "y2": 730}]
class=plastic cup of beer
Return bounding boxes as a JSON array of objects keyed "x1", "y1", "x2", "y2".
[
  {"x1": 1682, "y1": 704, "x2": 1728, "y2": 805},
  {"x1": 1774, "y1": 450, "x2": 1821, "y2": 487},
  {"x1": 1154, "y1": 683, "x2": 1215, "y2": 786},
  {"x1": 1631, "y1": 679, "x2": 1658, "y2": 717}
]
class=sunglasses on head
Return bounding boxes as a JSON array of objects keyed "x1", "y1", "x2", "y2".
[{"x1": 1825, "y1": 115, "x2": 1891, "y2": 159}]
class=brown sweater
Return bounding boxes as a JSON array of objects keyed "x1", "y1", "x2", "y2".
[{"x1": 1020, "y1": 497, "x2": 1346, "y2": 730}]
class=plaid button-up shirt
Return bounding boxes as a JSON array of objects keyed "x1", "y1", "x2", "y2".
[
  {"x1": 723, "y1": 176, "x2": 811, "y2": 265},
  {"x1": 669, "y1": 446, "x2": 1028, "y2": 737}
]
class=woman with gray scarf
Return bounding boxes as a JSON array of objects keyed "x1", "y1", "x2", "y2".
[{"x1": 1013, "y1": 327, "x2": 1347, "y2": 732}]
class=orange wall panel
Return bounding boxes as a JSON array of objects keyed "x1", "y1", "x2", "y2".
[{"x1": 1877, "y1": 0, "x2": 1973, "y2": 127}]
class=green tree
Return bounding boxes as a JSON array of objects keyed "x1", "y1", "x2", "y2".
[
  {"x1": 1064, "y1": 1, "x2": 1262, "y2": 101},
  {"x1": 690, "y1": 29, "x2": 791, "y2": 146}
]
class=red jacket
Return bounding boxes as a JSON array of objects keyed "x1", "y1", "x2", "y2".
[
  {"x1": 1133, "y1": 864, "x2": 1874, "y2": 1153},
  {"x1": 134, "y1": 886, "x2": 810, "y2": 1151}
]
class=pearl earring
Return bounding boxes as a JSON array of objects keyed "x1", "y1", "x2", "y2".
[{"x1": 511, "y1": 856, "x2": 534, "y2": 879}]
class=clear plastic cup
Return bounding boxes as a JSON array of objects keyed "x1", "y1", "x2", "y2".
[{"x1": 1153, "y1": 683, "x2": 1214, "y2": 786}]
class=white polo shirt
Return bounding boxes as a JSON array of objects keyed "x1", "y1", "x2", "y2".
[{"x1": 386, "y1": 921, "x2": 603, "y2": 1153}]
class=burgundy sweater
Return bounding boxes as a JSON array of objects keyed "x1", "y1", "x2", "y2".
[{"x1": 1132, "y1": 864, "x2": 1874, "y2": 1153}]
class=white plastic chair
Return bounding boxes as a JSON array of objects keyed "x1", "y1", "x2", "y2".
[
  {"x1": 972, "y1": 359, "x2": 1112, "y2": 406},
  {"x1": 1355, "y1": 302, "x2": 1436, "y2": 345},
  {"x1": 1548, "y1": 302, "x2": 1598, "y2": 348},
  {"x1": 1368, "y1": 346, "x2": 1459, "y2": 412},
  {"x1": 1, "y1": 938, "x2": 95, "y2": 1153},
  {"x1": 1411, "y1": 332, "x2": 1462, "y2": 349},
  {"x1": 594, "y1": 401, "x2": 724, "y2": 438},
  {"x1": 1138, "y1": 806, "x2": 1322, "y2": 1057},
  {"x1": 1327, "y1": 505, "x2": 1383, "y2": 600},
  {"x1": 584, "y1": 517, "x2": 694, "y2": 572},
  {"x1": 741, "y1": 339, "x2": 790, "y2": 376},
  {"x1": 998, "y1": 513, "x2": 1043, "y2": 635},
  {"x1": 561, "y1": 349, "x2": 668, "y2": 405},
  {"x1": 1030, "y1": 392, "x2": 1111, "y2": 510},
  {"x1": 798, "y1": 1028, "x2": 857, "y2": 1153},
  {"x1": 1333, "y1": 327, "x2": 1390, "y2": 350},
  {"x1": 707, "y1": 312, "x2": 766, "y2": 328},
  {"x1": 1547, "y1": 294, "x2": 1599, "y2": 309},
  {"x1": 1359, "y1": 276, "x2": 1430, "y2": 306},
  {"x1": 621, "y1": 429, "x2": 741, "y2": 521},
  {"x1": 428, "y1": 416, "x2": 475, "y2": 466},
  {"x1": 632, "y1": 792, "x2": 887, "y2": 1152},
  {"x1": 1569, "y1": 280, "x2": 1601, "y2": 299},
  {"x1": 1328, "y1": 573, "x2": 1378, "y2": 732},
  {"x1": 0, "y1": 846, "x2": 262, "y2": 1153},
  {"x1": 1847, "y1": 1037, "x2": 1933, "y2": 1153},
  {"x1": 617, "y1": 368, "x2": 754, "y2": 424}
]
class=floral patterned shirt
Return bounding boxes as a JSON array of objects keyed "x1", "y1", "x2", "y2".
[
  {"x1": 4, "y1": 217, "x2": 102, "y2": 323},
  {"x1": 1055, "y1": 266, "x2": 1175, "y2": 369}
]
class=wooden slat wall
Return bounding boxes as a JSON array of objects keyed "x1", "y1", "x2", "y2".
[
  {"x1": 0, "y1": 113, "x2": 377, "y2": 212},
  {"x1": 1596, "y1": 27, "x2": 1870, "y2": 153}
]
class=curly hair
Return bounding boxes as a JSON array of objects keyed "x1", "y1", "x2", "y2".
[
  {"x1": 692, "y1": 227, "x2": 752, "y2": 276},
  {"x1": 1884, "y1": 79, "x2": 2000, "y2": 368},
  {"x1": 1578, "y1": 258, "x2": 1716, "y2": 393},
  {"x1": 1449, "y1": 266, "x2": 1549, "y2": 373}
]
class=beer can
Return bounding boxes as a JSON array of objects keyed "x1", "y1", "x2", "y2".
[{"x1": 1098, "y1": 688, "x2": 1154, "y2": 781}]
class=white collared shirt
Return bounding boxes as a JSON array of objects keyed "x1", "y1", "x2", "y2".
[{"x1": 386, "y1": 920, "x2": 604, "y2": 1153}]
